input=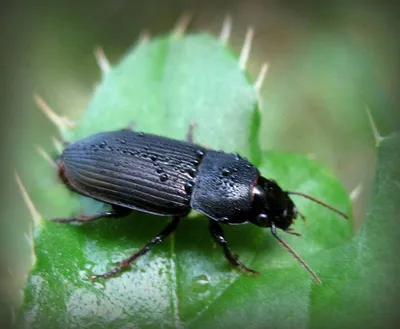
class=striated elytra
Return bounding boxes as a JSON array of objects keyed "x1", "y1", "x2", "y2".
[{"x1": 52, "y1": 126, "x2": 348, "y2": 283}]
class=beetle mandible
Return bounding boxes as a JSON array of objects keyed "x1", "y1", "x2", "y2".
[{"x1": 52, "y1": 124, "x2": 348, "y2": 284}]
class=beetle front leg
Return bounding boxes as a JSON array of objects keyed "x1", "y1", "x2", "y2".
[
  {"x1": 90, "y1": 216, "x2": 181, "y2": 279},
  {"x1": 50, "y1": 205, "x2": 131, "y2": 223},
  {"x1": 209, "y1": 220, "x2": 259, "y2": 276}
]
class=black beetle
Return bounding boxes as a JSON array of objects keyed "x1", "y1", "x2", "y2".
[{"x1": 52, "y1": 124, "x2": 348, "y2": 283}]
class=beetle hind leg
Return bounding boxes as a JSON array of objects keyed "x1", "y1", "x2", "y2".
[
  {"x1": 120, "y1": 120, "x2": 136, "y2": 131},
  {"x1": 90, "y1": 216, "x2": 181, "y2": 280},
  {"x1": 50, "y1": 205, "x2": 131, "y2": 223},
  {"x1": 186, "y1": 121, "x2": 197, "y2": 143},
  {"x1": 209, "y1": 220, "x2": 259, "y2": 276}
]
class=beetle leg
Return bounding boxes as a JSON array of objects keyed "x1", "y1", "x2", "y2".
[
  {"x1": 90, "y1": 216, "x2": 181, "y2": 279},
  {"x1": 285, "y1": 228, "x2": 302, "y2": 236},
  {"x1": 209, "y1": 220, "x2": 259, "y2": 276},
  {"x1": 121, "y1": 120, "x2": 136, "y2": 131},
  {"x1": 186, "y1": 121, "x2": 197, "y2": 143},
  {"x1": 50, "y1": 205, "x2": 131, "y2": 223}
]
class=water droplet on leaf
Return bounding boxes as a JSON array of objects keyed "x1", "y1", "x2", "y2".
[{"x1": 192, "y1": 274, "x2": 210, "y2": 294}]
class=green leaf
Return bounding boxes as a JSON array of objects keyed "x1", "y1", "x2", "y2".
[
  {"x1": 18, "y1": 33, "x2": 353, "y2": 329},
  {"x1": 71, "y1": 34, "x2": 259, "y2": 159},
  {"x1": 309, "y1": 133, "x2": 400, "y2": 329}
]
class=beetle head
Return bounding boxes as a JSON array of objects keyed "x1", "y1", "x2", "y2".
[
  {"x1": 250, "y1": 177, "x2": 297, "y2": 231},
  {"x1": 249, "y1": 176, "x2": 348, "y2": 284}
]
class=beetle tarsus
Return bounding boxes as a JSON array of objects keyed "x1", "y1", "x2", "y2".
[
  {"x1": 91, "y1": 216, "x2": 181, "y2": 280},
  {"x1": 50, "y1": 206, "x2": 130, "y2": 223},
  {"x1": 186, "y1": 121, "x2": 197, "y2": 143},
  {"x1": 285, "y1": 228, "x2": 302, "y2": 236},
  {"x1": 121, "y1": 121, "x2": 136, "y2": 131},
  {"x1": 209, "y1": 220, "x2": 259, "y2": 276}
]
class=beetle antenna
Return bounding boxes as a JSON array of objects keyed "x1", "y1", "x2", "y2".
[
  {"x1": 287, "y1": 191, "x2": 348, "y2": 220},
  {"x1": 271, "y1": 223, "x2": 322, "y2": 284}
]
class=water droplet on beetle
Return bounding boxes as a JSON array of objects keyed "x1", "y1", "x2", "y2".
[
  {"x1": 100, "y1": 141, "x2": 107, "y2": 148},
  {"x1": 120, "y1": 140, "x2": 126, "y2": 144},
  {"x1": 184, "y1": 181, "x2": 194, "y2": 194},
  {"x1": 233, "y1": 153, "x2": 241, "y2": 160},
  {"x1": 159, "y1": 174, "x2": 168, "y2": 182},
  {"x1": 139, "y1": 132, "x2": 145, "y2": 137},
  {"x1": 156, "y1": 167, "x2": 164, "y2": 174},
  {"x1": 222, "y1": 168, "x2": 230, "y2": 176},
  {"x1": 150, "y1": 155, "x2": 157, "y2": 161},
  {"x1": 186, "y1": 167, "x2": 197, "y2": 177},
  {"x1": 192, "y1": 274, "x2": 210, "y2": 294},
  {"x1": 196, "y1": 150, "x2": 204, "y2": 157}
]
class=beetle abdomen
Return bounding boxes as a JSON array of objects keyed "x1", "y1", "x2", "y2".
[
  {"x1": 191, "y1": 151, "x2": 259, "y2": 223},
  {"x1": 59, "y1": 130, "x2": 206, "y2": 216}
]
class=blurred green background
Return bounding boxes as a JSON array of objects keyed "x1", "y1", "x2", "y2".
[{"x1": 1, "y1": 0, "x2": 399, "y2": 327}]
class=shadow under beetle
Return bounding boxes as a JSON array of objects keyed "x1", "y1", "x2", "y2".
[{"x1": 52, "y1": 123, "x2": 348, "y2": 284}]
